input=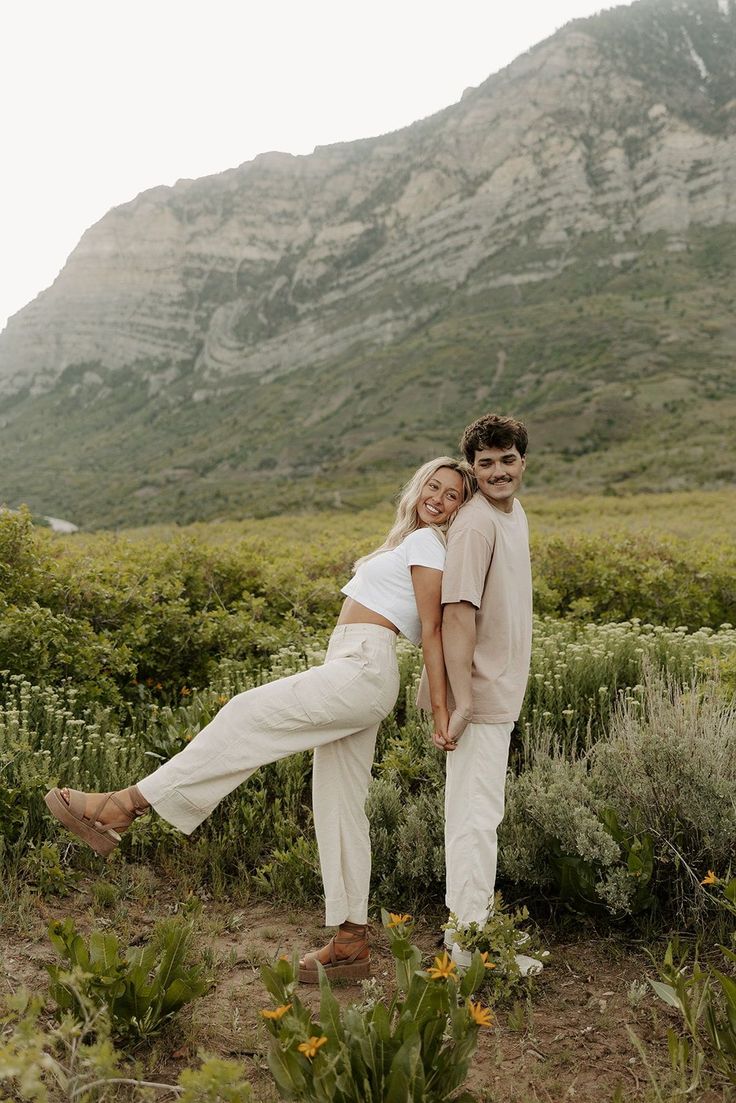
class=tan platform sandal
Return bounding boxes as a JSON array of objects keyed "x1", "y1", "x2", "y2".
[
  {"x1": 298, "y1": 922, "x2": 371, "y2": 984},
  {"x1": 44, "y1": 786, "x2": 149, "y2": 858}
]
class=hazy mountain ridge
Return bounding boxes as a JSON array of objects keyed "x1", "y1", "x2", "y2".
[{"x1": 1, "y1": 0, "x2": 735, "y2": 527}]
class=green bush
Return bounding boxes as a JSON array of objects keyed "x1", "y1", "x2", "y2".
[
  {"x1": 177, "y1": 1058, "x2": 255, "y2": 1102},
  {"x1": 2, "y1": 583, "x2": 734, "y2": 927},
  {"x1": 532, "y1": 531, "x2": 736, "y2": 627},
  {"x1": 0, "y1": 988, "x2": 122, "y2": 1103},
  {"x1": 46, "y1": 911, "x2": 210, "y2": 1043},
  {"x1": 0, "y1": 989, "x2": 255, "y2": 1102},
  {"x1": 1, "y1": 505, "x2": 734, "y2": 710},
  {"x1": 501, "y1": 673, "x2": 736, "y2": 925},
  {"x1": 259, "y1": 912, "x2": 492, "y2": 1102},
  {"x1": 644, "y1": 908, "x2": 736, "y2": 1096},
  {"x1": 447, "y1": 894, "x2": 549, "y2": 1003}
]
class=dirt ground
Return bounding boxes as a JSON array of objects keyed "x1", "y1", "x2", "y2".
[{"x1": 0, "y1": 873, "x2": 725, "y2": 1103}]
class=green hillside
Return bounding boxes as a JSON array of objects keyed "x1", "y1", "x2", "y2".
[{"x1": 2, "y1": 223, "x2": 734, "y2": 528}]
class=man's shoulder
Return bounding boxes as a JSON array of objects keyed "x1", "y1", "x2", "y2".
[
  {"x1": 449, "y1": 494, "x2": 496, "y2": 537},
  {"x1": 454, "y1": 492, "x2": 494, "y2": 524}
]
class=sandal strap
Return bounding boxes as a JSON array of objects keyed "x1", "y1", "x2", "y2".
[
  {"x1": 89, "y1": 792, "x2": 140, "y2": 833},
  {"x1": 303, "y1": 927, "x2": 371, "y2": 971},
  {"x1": 330, "y1": 929, "x2": 370, "y2": 966},
  {"x1": 113, "y1": 787, "x2": 148, "y2": 818}
]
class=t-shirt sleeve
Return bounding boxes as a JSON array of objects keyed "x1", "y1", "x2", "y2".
[
  {"x1": 441, "y1": 524, "x2": 495, "y2": 608},
  {"x1": 402, "y1": 529, "x2": 446, "y2": 571}
]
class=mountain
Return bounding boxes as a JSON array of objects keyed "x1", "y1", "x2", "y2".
[{"x1": 1, "y1": 0, "x2": 735, "y2": 528}]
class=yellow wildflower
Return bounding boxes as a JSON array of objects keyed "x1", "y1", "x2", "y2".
[
  {"x1": 467, "y1": 1000, "x2": 494, "y2": 1028},
  {"x1": 427, "y1": 952, "x2": 457, "y2": 980},
  {"x1": 298, "y1": 1035, "x2": 328, "y2": 1059},
  {"x1": 701, "y1": 870, "x2": 719, "y2": 885},
  {"x1": 387, "y1": 913, "x2": 412, "y2": 928},
  {"x1": 260, "y1": 1004, "x2": 292, "y2": 1020},
  {"x1": 479, "y1": 951, "x2": 496, "y2": 970}
]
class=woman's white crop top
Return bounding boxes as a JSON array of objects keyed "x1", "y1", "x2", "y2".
[{"x1": 340, "y1": 528, "x2": 446, "y2": 645}]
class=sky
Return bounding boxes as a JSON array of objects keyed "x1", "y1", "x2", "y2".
[{"x1": 0, "y1": 0, "x2": 629, "y2": 334}]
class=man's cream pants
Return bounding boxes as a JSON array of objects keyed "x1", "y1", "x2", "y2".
[
  {"x1": 137, "y1": 624, "x2": 400, "y2": 926},
  {"x1": 444, "y1": 720, "x2": 513, "y2": 930}
]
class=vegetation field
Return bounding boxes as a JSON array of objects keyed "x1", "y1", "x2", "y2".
[{"x1": 1, "y1": 489, "x2": 735, "y2": 1101}]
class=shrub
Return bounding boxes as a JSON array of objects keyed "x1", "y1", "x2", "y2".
[
  {"x1": 368, "y1": 777, "x2": 445, "y2": 909},
  {"x1": 532, "y1": 532, "x2": 736, "y2": 627},
  {"x1": 645, "y1": 913, "x2": 736, "y2": 1096},
  {"x1": 259, "y1": 912, "x2": 492, "y2": 1102},
  {"x1": 595, "y1": 675, "x2": 736, "y2": 923},
  {"x1": 1, "y1": 504, "x2": 735, "y2": 710},
  {"x1": 46, "y1": 911, "x2": 210, "y2": 1043},
  {"x1": 0, "y1": 988, "x2": 121, "y2": 1103},
  {"x1": 0, "y1": 989, "x2": 255, "y2": 1102},
  {"x1": 499, "y1": 756, "x2": 655, "y2": 917},
  {"x1": 3, "y1": 598, "x2": 733, "y2": 927},
  {"x1": 20, "y1": 842, "x2": 81, "y2": 898},
  {"x1": 447, "y1": 894, "x2": 549, "y2": 1003},
  {"x1": 177, "y1": 1058, "x2": 255, "y2": 1103},
  {"x1": 501, "y1": 672, "x2": 736, "y2": 925}
]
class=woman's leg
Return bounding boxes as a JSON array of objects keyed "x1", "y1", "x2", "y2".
[
  {"x1": 48, "y1": 627, "x2": 398, "y2": 847},
  {"x1": 135, "y1": 627, "x2": 397, "y2": 834},
  {"x1": 296, "y1": 723, "x2": 379, "y2": 981},
  {"x1": 312, "y1": 722, "x2": 379, "y2": 928}
]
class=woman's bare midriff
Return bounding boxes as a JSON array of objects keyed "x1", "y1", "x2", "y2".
[{"x1": 337, "y1": 597, "x2": 399, "y2": 634}]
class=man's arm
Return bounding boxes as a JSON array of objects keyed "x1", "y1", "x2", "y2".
[{"x1": 441, "y1": 600, "x2": 477, "y2": 747}]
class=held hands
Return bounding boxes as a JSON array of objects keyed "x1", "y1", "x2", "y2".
[
  {"x1": 431, "y1": 706, "x2": 450, "y2": 751},
  {"x1": 432, "y1": 708, "x2": 470, "y2": 752}
]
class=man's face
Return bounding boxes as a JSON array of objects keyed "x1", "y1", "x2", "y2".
[{"x1": 472, "y1": 445, "x2": 525, "y2": 512}]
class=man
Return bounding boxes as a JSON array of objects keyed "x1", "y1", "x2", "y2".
[{"x1": 418, "y1": 413, "x2": 533, "y2": 965}]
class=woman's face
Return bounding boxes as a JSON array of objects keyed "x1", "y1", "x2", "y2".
[{"x1": 416, "y1": 467, "x2": 465, "y2": 527}]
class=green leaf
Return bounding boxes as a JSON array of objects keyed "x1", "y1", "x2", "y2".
[
  {"x1": 371, "y1": 1001, "x2": 391, "y2": 1043},
  {"x1": 88, "y1": 931, "x2": 121, "y2": 972},
  {"x1": 266, "y1": 1040, "x2": 307, "y2": 1096},
  {"x1": 385, "y1": 1029, "x2": 421, "y2": 1103},
  {"x1": 260, "y1": 962, "x2": 291, "y2": 1005},
  {"x1": 458, "y1": 952, "x2": 486, "y2": 998},
  {"x1": 713, "y1": 971, "x2": 736, "y2": 1034},
  {"x1": 161, "y1": 975, "x2": 209, "y2": 1013},
  {"x1": 319, "y1": 967, "x2": 344, "y2": 1042},
  {"x1": 649, "y1": 979, "x2": 682, "y2": 1010}
]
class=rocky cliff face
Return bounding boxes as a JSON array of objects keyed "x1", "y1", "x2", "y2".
[{"x1": 1, "y1": 0, "x2": 735, "y2": 526}]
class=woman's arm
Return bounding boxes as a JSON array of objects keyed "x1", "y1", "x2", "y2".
[
  {"x1": 411, "y1": 565, "x2": 449, "y2": 742},
  {"x1": 441, "y1": 600, "x2": 477, "y2": 747}
]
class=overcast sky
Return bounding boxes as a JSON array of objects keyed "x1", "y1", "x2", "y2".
[{"x1": 0, "y1": 0, "x2": 630, "y2": 334}]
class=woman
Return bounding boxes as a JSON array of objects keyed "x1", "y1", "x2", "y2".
[{"x1": 45, "y1": 457, "x2": 475, "y2": 981}]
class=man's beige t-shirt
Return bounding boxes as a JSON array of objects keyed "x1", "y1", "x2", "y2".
[{"x1": 418, "y1": 491, "x2": 532, "y2": 724}]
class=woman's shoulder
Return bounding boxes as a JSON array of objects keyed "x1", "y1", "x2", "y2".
[
  {"x1": 400, "y1": 527, "x2": 446, "y2": 564},
  {"x1": 401, "y1": 526, "x2": 444, "y2": 549}
]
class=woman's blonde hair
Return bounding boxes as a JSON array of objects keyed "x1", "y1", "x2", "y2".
[{"x1": 355, "y1": 456, "x2": 475, "y2": 568}]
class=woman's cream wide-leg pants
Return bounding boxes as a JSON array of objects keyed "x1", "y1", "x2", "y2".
[{"x1": 137, "y1": 624, "x2": 400, "y2": 926}]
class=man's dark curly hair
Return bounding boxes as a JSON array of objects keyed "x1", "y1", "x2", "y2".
[{"x1": 460, "y1": 413, "x2": 528, "y2": 463}]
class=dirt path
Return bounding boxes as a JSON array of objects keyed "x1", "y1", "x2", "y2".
[{"x1": 0, "y1": 877, "x2": 710, "y2": 1102}]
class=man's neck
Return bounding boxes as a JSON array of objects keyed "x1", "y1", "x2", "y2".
[{"x1": 480, "y1": 493, "x2": 516, "y2": 515}]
